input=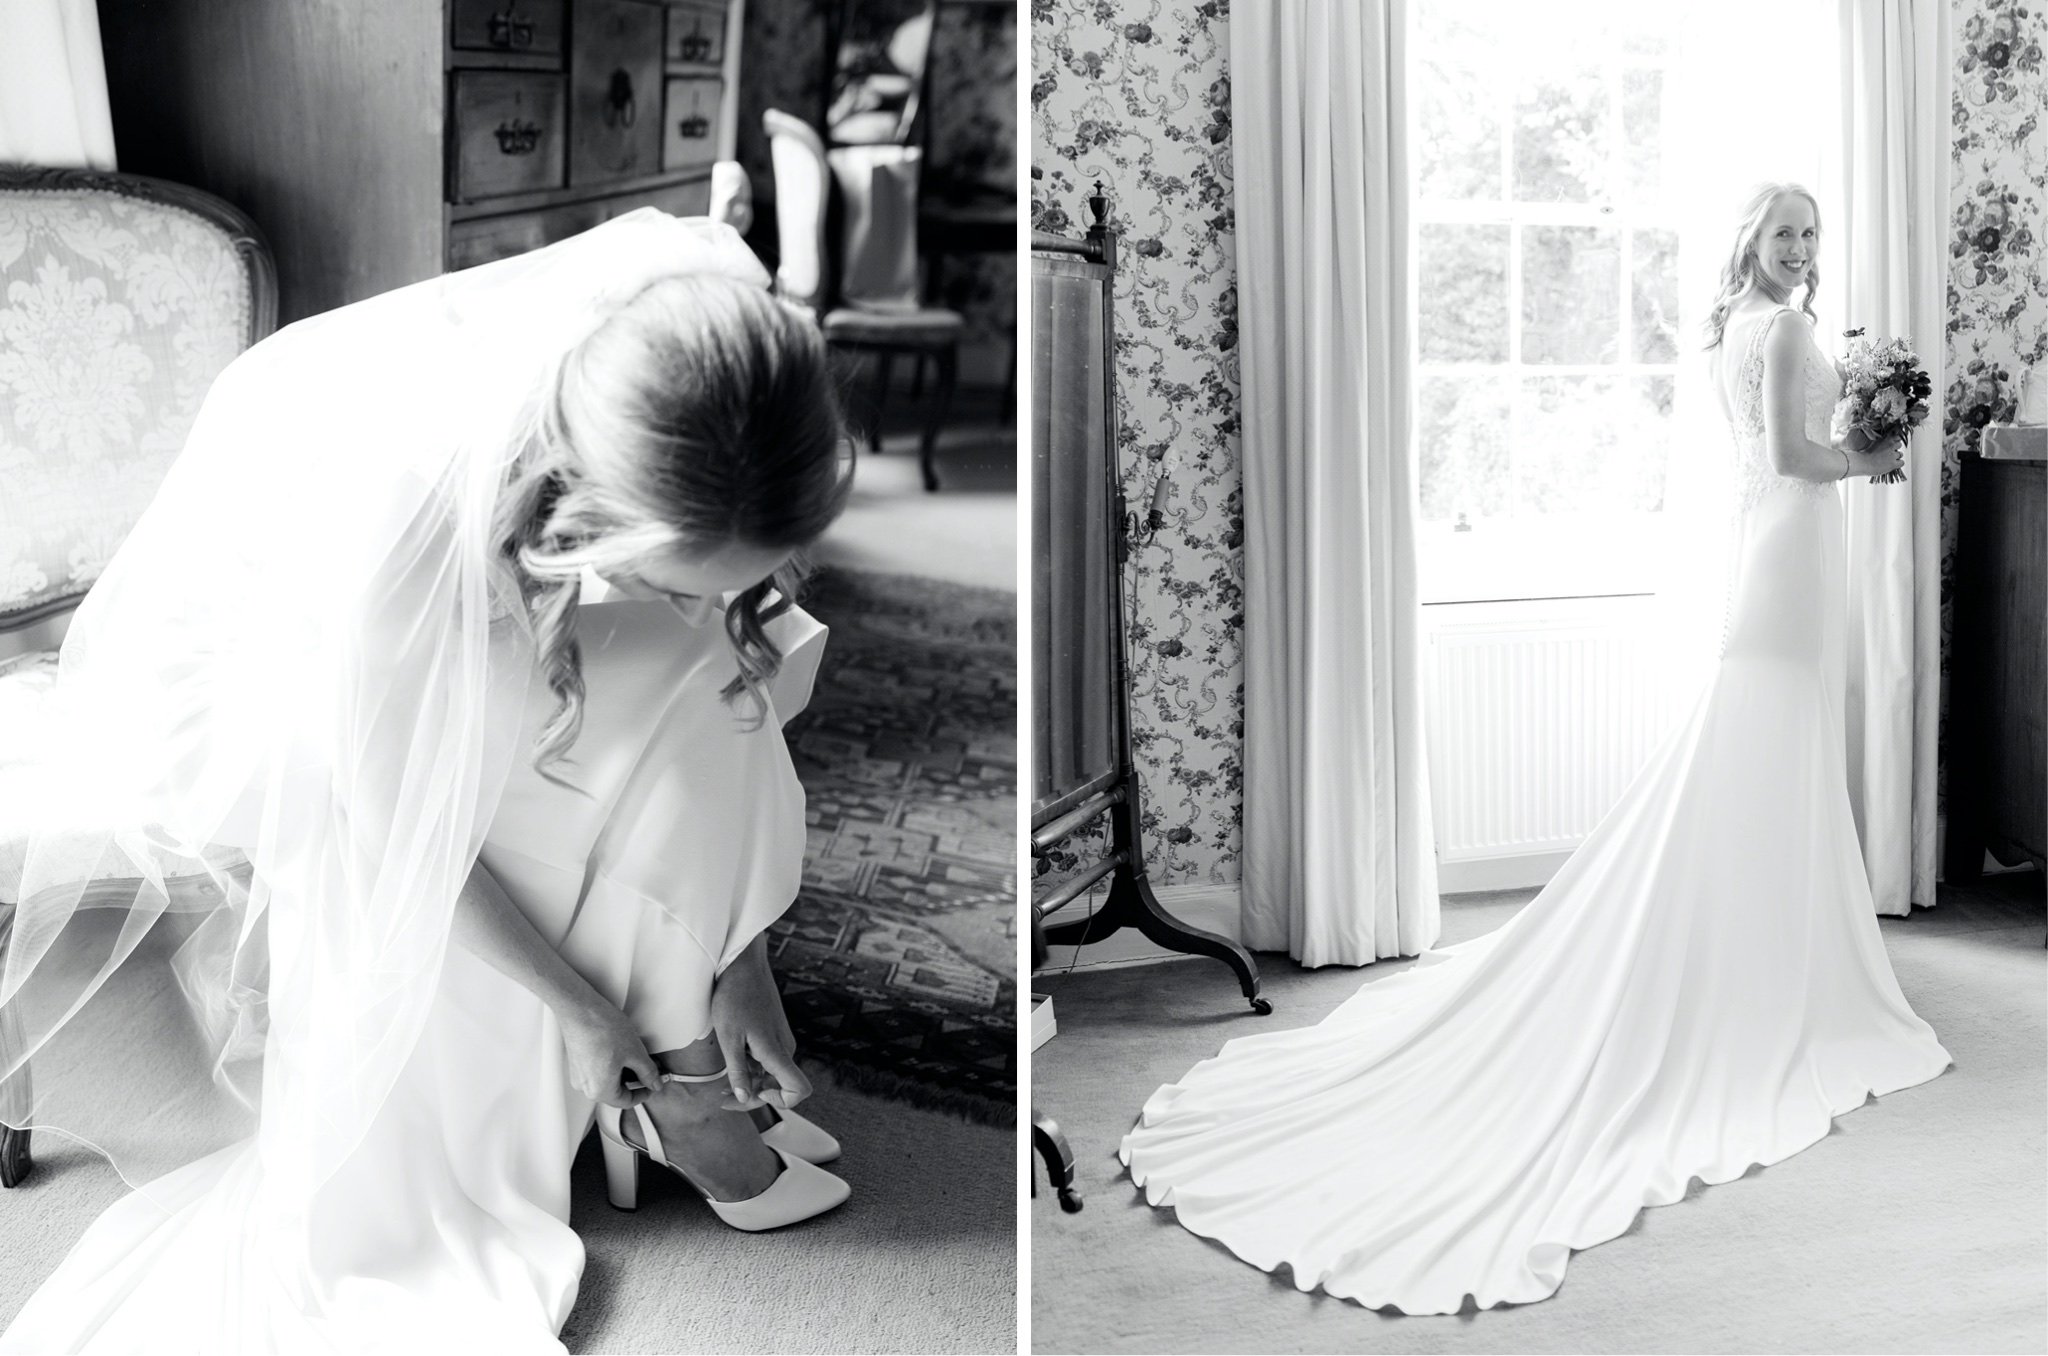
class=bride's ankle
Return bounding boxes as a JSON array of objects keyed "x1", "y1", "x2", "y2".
[{"x1": 646, "y1": 1075, "x2": 740, "y2": 1125}]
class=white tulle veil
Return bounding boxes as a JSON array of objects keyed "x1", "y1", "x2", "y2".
[{"x1": 0, "y1": 211, "x2": 771, "y2": 1211}]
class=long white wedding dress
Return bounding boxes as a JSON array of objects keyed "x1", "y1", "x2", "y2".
[{"x1": 1119, "y1": 300, "x2": 1953, "y2": 1315}]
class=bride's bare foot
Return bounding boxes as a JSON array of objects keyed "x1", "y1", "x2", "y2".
[{"x1": 625, "y1": 1074, "x2": 782, "y2": 1203}]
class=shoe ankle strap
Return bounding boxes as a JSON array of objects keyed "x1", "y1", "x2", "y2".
[{"x1": 630, "y1": 1101, "x2": 667, "y2": 1166}]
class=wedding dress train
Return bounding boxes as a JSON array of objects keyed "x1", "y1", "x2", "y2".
[{"x1": 1119, "y1": 301, "x2": 1952, "y2": 1314}]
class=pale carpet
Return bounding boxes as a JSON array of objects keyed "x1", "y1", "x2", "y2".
[
  {"x1": 1031, "y1": 872, "x2": 2047, "y2": 1355},
  {"x1": 810, "y1": 387, "x2": 1017, "y2": 593},
  {"x1": 0, "y1": 1071, "x2": 1014, "y2": 1353}
]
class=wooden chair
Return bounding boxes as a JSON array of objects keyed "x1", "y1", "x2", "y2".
[
  {"x1": 0, "y1": 166, "x2": 275, "y2": 1187},
  {"x1": 763, "y1": 108, "x2": 961, "y2": 492}
]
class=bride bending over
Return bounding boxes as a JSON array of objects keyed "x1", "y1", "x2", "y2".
[
  {"x1": 1118, "y1": 182, "x2": 1944, "y2": 1315},
  {"x1": 0, "y1": 210, "x2": 854, "y2": 1351}
]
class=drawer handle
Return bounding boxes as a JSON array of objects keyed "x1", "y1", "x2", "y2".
[
  {"x1": 488, "y1": 6, "x2": 536, "y2": 48},
  {"x1": 604, "y1": 69, "x2": 638, "y2": 129},
  {"x1": 676, "y1": 87, "x2": 710, "y2": 140},
  {"x1": 679, "y1": 21, "x2": 713, "y2": 61},
  {"x1": 494, "y1": 119, "x2": 543, "y2": 155}
]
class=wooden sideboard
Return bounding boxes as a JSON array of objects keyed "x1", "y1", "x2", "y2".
[
  {"x1": 99, "y1": 0, "x2": 744, "y2": 325},
  {"x1": 1943, "y1": 443, "x2": 2047, "y2": 882}
]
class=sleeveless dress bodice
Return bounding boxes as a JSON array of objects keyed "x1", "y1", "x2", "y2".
[{"x1": 1718, "y1": 302, "x2": 1841, "y2": 519}]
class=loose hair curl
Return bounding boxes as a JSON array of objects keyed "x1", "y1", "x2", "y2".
[{"x1": 492, "y1": 271, "x2": 853, "y2": 774}]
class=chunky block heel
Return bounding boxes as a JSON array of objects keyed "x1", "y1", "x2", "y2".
[{"x1": 598, "y1": 1122, "x2": 642, "y2": 1211}]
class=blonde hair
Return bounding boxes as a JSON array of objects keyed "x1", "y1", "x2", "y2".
[
  {"x1": 1701, "y1": 182, "x2": 1823, "y2": 350},
  {"x1": 493, "y1": 272, "x2": 853, "y2": 774}
]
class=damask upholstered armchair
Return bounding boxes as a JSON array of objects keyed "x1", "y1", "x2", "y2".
[{"x1": 0, "y1": 166, "x2": 275, "y2": 1186}]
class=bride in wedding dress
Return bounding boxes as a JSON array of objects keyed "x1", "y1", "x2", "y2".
[
  {"x1": 0, "y1": 210, "x2": 856, "y2": 1352},
  {"x1": 1120, "y1": 183, "x2": 1951, "y2": 1315}
]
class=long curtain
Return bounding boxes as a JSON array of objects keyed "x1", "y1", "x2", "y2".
[
  {"x1": 0, "y1": 0, "x2": 116, "y2": 169},
  {"x1": 1837, "y1": 0, "x2": 1951, "y2": 914},
  {"x1": 1232, "y1": 0, "x2": 1440, "y2": 967}
]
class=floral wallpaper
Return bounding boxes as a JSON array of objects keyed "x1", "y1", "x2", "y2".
[
  {"x1": 1033, "y1": 0, "x2": 1244, "y2": 886},
  {"x1": 739, "y1": 1, "x2": 1015, "y2": 365},
  {"x1": 1941, "y1": 0, "x2": 2045, "y2": 815}
]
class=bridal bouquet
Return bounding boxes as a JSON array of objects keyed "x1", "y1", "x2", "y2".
[{"x1": 1831, "y1": 328, "x2": 1932, "y2": 484}]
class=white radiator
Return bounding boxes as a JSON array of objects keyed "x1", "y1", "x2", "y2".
[{"x1": 1422, "y1": 596, "x2": 1692, "y2": 894}]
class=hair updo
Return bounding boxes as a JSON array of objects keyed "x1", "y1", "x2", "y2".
[{"x1": 493, "y1": 270, "x2": 853, "y2": 773}]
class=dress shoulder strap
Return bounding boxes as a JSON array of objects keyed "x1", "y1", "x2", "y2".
[
  {"x1": 1741, "y1": 303, "x2": 1806, "y2": 374},
  {"x1": 1732, "y1": 304, "x2": 1801, "y2": 432}
]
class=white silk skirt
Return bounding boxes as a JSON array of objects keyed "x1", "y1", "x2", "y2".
[
  {"x1": 1, "y1": 599, "x2": 817, "y2": 1353},
  {"x1": 481, "y1": 596, "x2": 815, "y2": 1052}
]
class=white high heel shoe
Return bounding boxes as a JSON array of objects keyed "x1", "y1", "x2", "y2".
[
  {"x1": 595, "y1": 1073, "x2": 849, "y2": 1230},
  {"x1": 758, "y1": 1104, "x2": 841, "y2": 1165}
]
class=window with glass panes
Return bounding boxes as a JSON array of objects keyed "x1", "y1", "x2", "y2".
[{"x1": 1412, "y1": 1, "x2": 1683, "y2": 599}]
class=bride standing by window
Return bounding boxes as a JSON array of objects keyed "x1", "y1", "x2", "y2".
[{"x1": 1117, "y1": 183, "x2": 1939, "y2": 1315}]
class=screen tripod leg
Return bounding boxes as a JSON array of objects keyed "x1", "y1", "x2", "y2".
[
  {"x1": 1112, "y1": 871, "x2": 1271, "y2": 1015},
  {"x1": 1031, "y1": 1108, "x2": 1082, "y2": 1213},
  {"x1": 0, "y1": 914, "x2": 28, "y2": 1187}
]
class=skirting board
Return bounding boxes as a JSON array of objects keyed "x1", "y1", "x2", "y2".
[
  {"x1": 1032, "y1": 882, "x2": 1242, "y2": 977},
  {"x1": 1434, "y1": 812, "x2": 2030, "y2": 896},
  {"x1": 1436, "y1": 849, "x2": 1576, "y2": 895},
  {"x1": 1030, "y1": 994, "x2": 1056, "y2": 1050}
]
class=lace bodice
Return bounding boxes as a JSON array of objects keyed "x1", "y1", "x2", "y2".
[{"x1": 1720, "y1": 303, "x2": 1840, "y2": 518}]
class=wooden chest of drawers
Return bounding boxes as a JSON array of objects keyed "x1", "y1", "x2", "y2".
[
  {"x1": 100, "y1": 0, "x2": 744, "y2": 323},
  {"x1": 444, "y1": 0, "x2": 740, "y2": 272},
  {"x1": 1944, "y1": 447, "x2": 2047, "y2": 880}
]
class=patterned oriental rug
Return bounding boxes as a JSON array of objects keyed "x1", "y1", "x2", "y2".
[{"x1": 768, "y1": 567, "x2": 1016, "y2": 1127}]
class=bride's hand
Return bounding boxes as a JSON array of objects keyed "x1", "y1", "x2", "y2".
[
  {"x1": 1846, "y1": 433, "x2": 1905, "y2": 478},
  {"x1": 561, "y1": 999, "x2": 662, "y2": 1109},
  {"x1": 708, "y1": 933, "x2": 813, "y2": 1113}
]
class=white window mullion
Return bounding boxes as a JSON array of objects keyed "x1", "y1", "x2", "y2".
[
  {"x1": 1610, "y1": 58, "x2": 1630, "y2": 370},
  {"x1": 1507, "y1": 218, "x2": 1523, "y2": 368},
  {"x1": 1518, "y1": 202, "x2": 1606, "y2": 226},
  {"x1": 1498, "y1": 57, "x2": 1513, "y2": 203},
  {"x1": 1417, "y1": 200, "x2": 1517, "y2": 224},
  {"x1": 1499, "y1": 47, "x2": 1517, "y2": 514},
  {"x1": 1618, "y1": 221, "x2": 1633, "y2": 368},
  {"x1": 1506, "y1": 213, "x2": 1524, "y2": 515}
]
